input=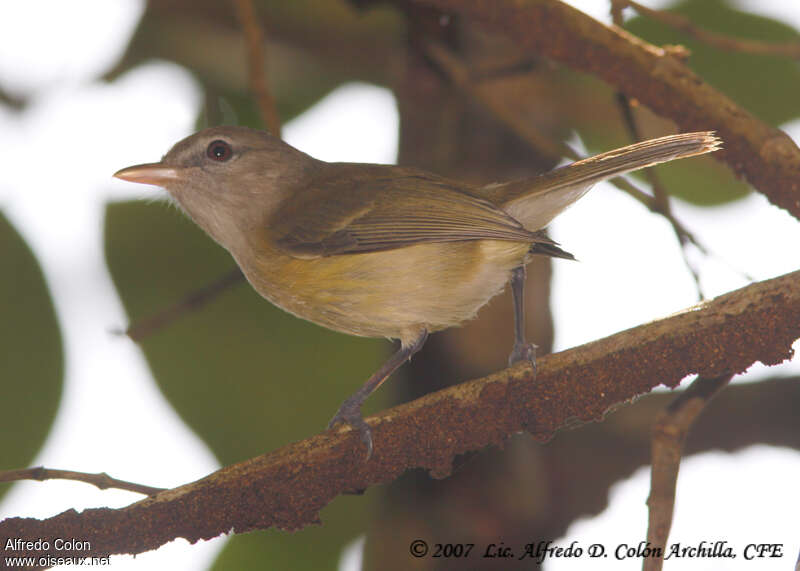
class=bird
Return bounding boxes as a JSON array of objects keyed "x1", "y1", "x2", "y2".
[{"x1": 114, "y1": 126, "x2": 721, "y2": 457}]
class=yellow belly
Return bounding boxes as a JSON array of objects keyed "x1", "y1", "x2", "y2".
[{"x1": 237, "y1": 240, "x2": 530, "y2": 344}]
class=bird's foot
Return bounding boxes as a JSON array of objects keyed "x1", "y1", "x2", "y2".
[
  {"x1": 328, "y1": 401, "x2": 373, "y2": 460},
  {"x1": 508, "y1": 341, "x2": 538, "y2": 376}
]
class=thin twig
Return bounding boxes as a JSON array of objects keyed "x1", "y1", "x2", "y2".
[
  {"x1": 615, "y1": 0, "x2": 800, "y2": 60},
  {"x1": 122, "y1": 268, "x2": 244, "y2": 342},
  {"x1": 608, "y1": 1, "x2": 717, "y2": 544},
  {"x1": 610, "y1": 0, "x2": 706, "y2": 300},
  {"x1": 0, "y1": 467, "x2": 165, "y2": 497},
  {"x1": 423, "y1": 41, "x2": 575, "y2": 162},
  {"x1": 122, "y1": 0, "x2": 281, "y2": 343},
  {"x1": 232, "y1": 0, "x2": 282, "y2": 135},
  {"x1": 645, "y1": 374, "x2": 733, "y2": 571},
  {"x1": 610, "y1": 61, "x2": 670, "y2": 214}
]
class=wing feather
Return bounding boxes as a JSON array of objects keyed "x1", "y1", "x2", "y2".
[{"x1": 273, "y1": 167, "x2": 549, "y2": 258}]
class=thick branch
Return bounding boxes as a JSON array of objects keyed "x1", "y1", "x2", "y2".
[
  {"x1": 1, "y1": 269, "x2": 799, "y2": 561},
  {"x1": 406, "y1": 0, "x2": 800, "y2": 220}
]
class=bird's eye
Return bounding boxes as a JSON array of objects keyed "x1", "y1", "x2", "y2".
[{"x1": 206, "y1": 140, "x2": 233, "y2": 162}]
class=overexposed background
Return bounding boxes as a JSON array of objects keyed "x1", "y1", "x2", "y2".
[{"x1": 0, "y1": 1, "x2": 798, "y2": 569}]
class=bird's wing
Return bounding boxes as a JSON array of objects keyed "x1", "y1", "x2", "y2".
[{"x1": 272, "y1": 167, "x2": 550, "y2": 258}]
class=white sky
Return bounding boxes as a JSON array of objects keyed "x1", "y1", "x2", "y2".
[{"x1": 0, "y1": 0, "x2": 798, "y2": 569}]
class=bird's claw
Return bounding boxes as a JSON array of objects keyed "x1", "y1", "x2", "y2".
[
  {"x1": 508, "y1": 341, "x2": 538, "y2": 376},
  {"x1": 328, "y1": 405, "x2": 374, "y2": 460}
]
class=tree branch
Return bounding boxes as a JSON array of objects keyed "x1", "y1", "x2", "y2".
[
  {"x1": 644, "y1": 374, "x2": 733, "y2": 571},
  {"x1": 406, "y1": 0, "x2": 800, "y2": 220},
  {"x1": 2, "y1": 269, "x2": 799, "y2": 561},
  {"x1": 611, "y1": 85, "x2": 707, "y2": 299},
  {"x1": 122, "y1": 268, "x2": 244, "y2": 342},
  {"x1": 120, "y1": 0, "x2": 283, "y2": 345},
  {"x1": 232, "y1": 0, "x2": 282, "y2": 135},
  {"x1": 0, "y1": 467, "x2": 164, "y2": 497}
]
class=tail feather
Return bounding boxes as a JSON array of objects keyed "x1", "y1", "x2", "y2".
[
  {"x1": 529, "y1": 241, "x2": 576, "y2": 260},
  {"x1": 480, "y1": 132, "x2": 722, "y2": 231}
]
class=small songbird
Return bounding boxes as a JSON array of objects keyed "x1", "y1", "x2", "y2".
[{"x1": 115, "y1": 127, "x2": 720, "y2": 456}]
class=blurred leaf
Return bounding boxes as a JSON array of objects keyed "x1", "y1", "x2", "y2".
[
  {"x1": 107, "y1": 0, "x2": 404, "y2": 128},
  {"x1": 618, "y1": 0, "x2": 800, "y2": 204},
  {"x1": 628, "y1": 0, "x2": 800, "y2": 127},
  {"x1": 104, "y1": 200, "x2": 387, "y2": 567},
  {"x1": 0, "y1": 213, "x2": 63, "y2": 497}
]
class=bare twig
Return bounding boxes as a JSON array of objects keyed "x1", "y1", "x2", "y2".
[
  {"x1": 610, "y1": 0, "x2": 669, "y2": 216},
  {"x1": 0, "y1": 467, "x2": 165, "y2": 497},
  {"x1": 119, "y1": 0, "x2": 283, "y2": 344},
  {"x1": 232, "y1": 0, "x2": 282, "y2": 135},
  {"x1": 645, "y1": 374, "x2": 733, "y2": 571},
  {"x1": 614, "y1": 96, "x2": 671, "y2": 214},
  {"x1": 615, "y1": 0, "x2": 800, "y2": 60},
  {"x1": 610, "y1": 47, "x2": 706, "y2": 297},
  {"x1": 602, "y1": 3, "x2": 726, "y2": 542},
  {"x1": 2, "y1": 269, "x2": 799, "y2": 560},
  {"x1": 423, "y1": 41, "x2": 574, "y2": 163},
  {"x1": 123, "y1": 268, "x2": 244, "y2": 342},
  {"x1": 615, "y1": 0, "x2": 702, "y2": 295}
]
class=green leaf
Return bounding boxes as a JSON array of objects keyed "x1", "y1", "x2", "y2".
[
  {"x1": 0, "y1": 213, "x2": 63, "y2": 498},
  {"x1": 627, "y1": 0, "x2": 800, "y2": 127}
]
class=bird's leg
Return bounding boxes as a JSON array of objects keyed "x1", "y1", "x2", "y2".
[
  {"x1": 329, "y1": 329, "x2": 428, "y2": 458},
  {"x1": 507, "y1": 265, "x2": 537, "y2": 372}
]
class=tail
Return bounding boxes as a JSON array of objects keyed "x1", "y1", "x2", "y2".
[
  {"x1": 530, "y1": 243, "x2": 575, "y2": 260},
  {"x1": 479, "y1": 132, "x2": 722, "y2": 230}
]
